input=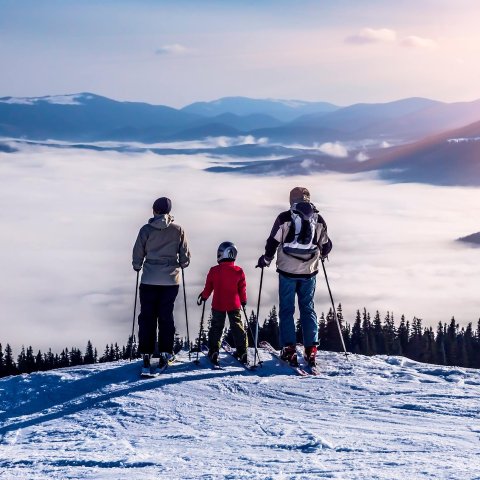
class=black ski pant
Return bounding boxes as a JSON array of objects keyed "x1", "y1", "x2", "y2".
[{"x1": 138, "y1": 283, "x2": 179, "y2": 355}]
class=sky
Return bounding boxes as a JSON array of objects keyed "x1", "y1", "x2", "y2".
[
  {"x1": 1, "y1": 1, "x2": 480, "y2": 355},
  {"x1": 1, "y1": 0, "x2": 480, "y2": 106},
  {"x1": 1, "y1": 141, "x2": 480, "y2": 353}
]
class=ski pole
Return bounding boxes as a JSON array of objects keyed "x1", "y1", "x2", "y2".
[
  {"x1": 321, "y1": 258, "x2": 349, "y2": 360},
  {"x1": 253, "y1": 267, "x2": 264, "y2": 367},
  {"x1": 181, "y1": 267, "x2": 191, "y2": 360},
  {"x1": 242, "y1": 305, "x2": 262, "y2": 367},
  {"x1": 129, "y1": 270, "x2": 140, "y2": 361},
  {"x1": 195, "y1": 299, "x2": 206, "y2": 365}
]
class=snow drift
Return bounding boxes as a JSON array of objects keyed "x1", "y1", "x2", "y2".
[{"x1": 1, "y1": 349, "x2": 479, "y2": 479}]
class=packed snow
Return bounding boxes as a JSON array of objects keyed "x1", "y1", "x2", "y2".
[{"x1": 1, "y1": 349, "x2": 479, "y2": 479}]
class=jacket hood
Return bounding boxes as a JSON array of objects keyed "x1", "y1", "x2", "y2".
[{"x1": 148, "y1": 214, "x2": 173, "y2": 230}]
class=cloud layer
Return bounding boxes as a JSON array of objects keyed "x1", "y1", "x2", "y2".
[{"x1": 1, "y1": 143, "x2": 480, "y2": 353}]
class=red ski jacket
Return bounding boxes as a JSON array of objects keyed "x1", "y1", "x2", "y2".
[{"x1": 200, "y1": 261, "x2": 247, "y2": 312}]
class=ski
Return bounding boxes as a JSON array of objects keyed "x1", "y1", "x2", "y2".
[
  {"x1": 296, "y1": 345, "x2": 321, "y2": 376},
  {"x1": 140, "y1": 355, "x2": 176, "y2": 378},
  {"x1": 201, "y1": 344, "x2": 225, "y2": 370},
  {"x1": 221, "y1": 341, "x2": 256, "y2": 371},
  {"x1": 259, "y1": 341, "x2": 310, "y2": 377}
]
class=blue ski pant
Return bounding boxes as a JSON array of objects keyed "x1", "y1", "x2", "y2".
[{"x1": 278, "y1": 273, "x2": 318, "y2": 347}]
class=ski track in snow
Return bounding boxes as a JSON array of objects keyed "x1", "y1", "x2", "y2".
[{"x1": 0, "y1": 351, "x2": 479, "y2": 479}]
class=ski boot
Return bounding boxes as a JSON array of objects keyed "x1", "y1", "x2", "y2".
[
  {"x1": 157, "y1": 352, "x2": 175, "y2": 372},
  {"x1": 280, "y1": 345, "x2": 298, "y2": 366},
  {"x1": 208, "y1": 350, "x2": 220, "y2": 367},
  {"x1": 304, "y1": 345, "x2": 318, "y2": 367},
  {"x1": 236, "y1": 350, "x2": 248, "y2": 364},
  {"x1": 141, "y1": 354, "x2": 151, "y2": 376}
]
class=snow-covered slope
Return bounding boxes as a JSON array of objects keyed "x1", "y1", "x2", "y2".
[{"x1": 1, "y1": 350, "x2": 479, "y2": 479}]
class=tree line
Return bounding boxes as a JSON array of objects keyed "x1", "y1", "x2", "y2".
[
  {"x1": 1, "y1": 305, "x2": 479, "y2": 378},
  {"x1": 228, "y1": 305, "x2": 480, "y2": 369}
]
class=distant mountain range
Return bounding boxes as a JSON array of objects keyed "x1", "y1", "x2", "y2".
[
  {"x1": 1, "y1": 92, "x2": 480, "y2": 186},
  {"x1": 181, "y1": 96, "x2": 339, "y2": 122},
  {"x1": 207, "y1": 118, "x2": 480, "y2": 186},
  {"x1": 2, "y1": 92, "x2": 480, "y2": 145},
  {"x1": 357, "y1": 119, "x2": 480, "y2": 185}
]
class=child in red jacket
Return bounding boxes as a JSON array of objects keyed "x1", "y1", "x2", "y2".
[{"x1": 198, "y1": 241, "x2": 248, "y2": 365}]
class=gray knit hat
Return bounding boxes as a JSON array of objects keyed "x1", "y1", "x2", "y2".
[{"x1": 289, "y1": 187, "x2": 310, "y2": 205}]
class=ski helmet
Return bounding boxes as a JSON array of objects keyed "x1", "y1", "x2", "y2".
[{"x1": 217, "y1": 241, "x2": 238, "y2": 262}]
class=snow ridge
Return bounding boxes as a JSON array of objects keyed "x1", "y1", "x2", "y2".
[{"x1": 0, "y1": 351, "x2": 479, "y2": 479}]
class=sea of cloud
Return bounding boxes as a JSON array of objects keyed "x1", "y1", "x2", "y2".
[{"x1": 1, "y1": 143, "x2": 480, "y2": 353}]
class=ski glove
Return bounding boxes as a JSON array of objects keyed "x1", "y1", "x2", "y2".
[
  {"x1": 197, "y1": 294, "x2": 206, "y2": 306},
  {"x1": 320, "y1": 238, "x2": 333, "y2": 259},
  {"x1": 256, "y1": 254, "x2": 272, "y2": 268},
  {"x1": 133, "y1": 266, "x2": 142, "y2": 272},
  {"x1": 241, "y1": 301, "x2": 247, "y2": 308}
]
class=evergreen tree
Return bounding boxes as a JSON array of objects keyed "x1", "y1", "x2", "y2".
[
  {"x1": 246, "y1": 310, "x2": 257, "y2": 347},
  {"x1": 24, "y1": 346, "x2": 36, "y2": 373},
  {"x1": 342, "y1": 321, "x2": 352, "y2": 352},
  {"x1": 407, "y1": 317, "x2": 423, "y2": 360},
  {"x1": 397, "y1": 315, "x2": 409, "y2": 355},
  {"x1": 456, "y1": 330, "x2": 468, "y2": 367},
  {"x1": 361, "y1": 309, "x2": 372, "y2": 355},
  {"x1": 70, "y1": 347, "x2": 83, "y2": 366},
  {"x1": 108, "y1": 344, "x2": 115, "y2": 362},
  {"x1": 350, "y1": 310, "x2": 362, "y2": 354},
  {"x1": 202, "y1": 313, "x2": 211, "y2": 347},
  {"x1": 372, "y1": 311, "x2": 385, "y2": 355},
  {"x1": 4, "y1": 344, "x2": 16, "y2": 376},
  {"x1": 113, "y1": 343, "x2": 121, "y2": 361},
  {"x1": 445, "y1": 317, "x2": 458, "y2": 365},
  {"x1": 44, "y1": 348, "x2": 55, "y2": 370},
  {"x1": 262, "y1": 306, "x2": 280, "y2": 349},
  {"x1": 420, "y1": 327, "x2": 435, "y2": 364},
  {"x1": 125, "y1": 335, "x2": 136, "y2": 359},
  {"x1": 325, "y1": 308, "x2": 343, "y2": 352},
  {"x1": 35, "y1": 350, "x2": 44, "y2": 371},
  {"x1": 59, "y1": 348, "x2": 70, "y2": 367},
  {"x1": 100, "y1": 345, "x2": 110, "y2": 363},
  {"x1": 173, "y1": 333, "x2": 183, "y2": 355},
  {"x1": 435, "y1": 322, "x2": 447, "y2": 365},
  {"x1": 383, "y1": 312, "x2": 396, "y2": 355},
  {"x1": 84, "y1": 340, "x2": 95, "y2": 364},
  {"x1": 318, "y1": 312, "x2": 327, "y2": 349},
  {"x1": 17, "y1": 346, "x2": 27, "y2": 373}
]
